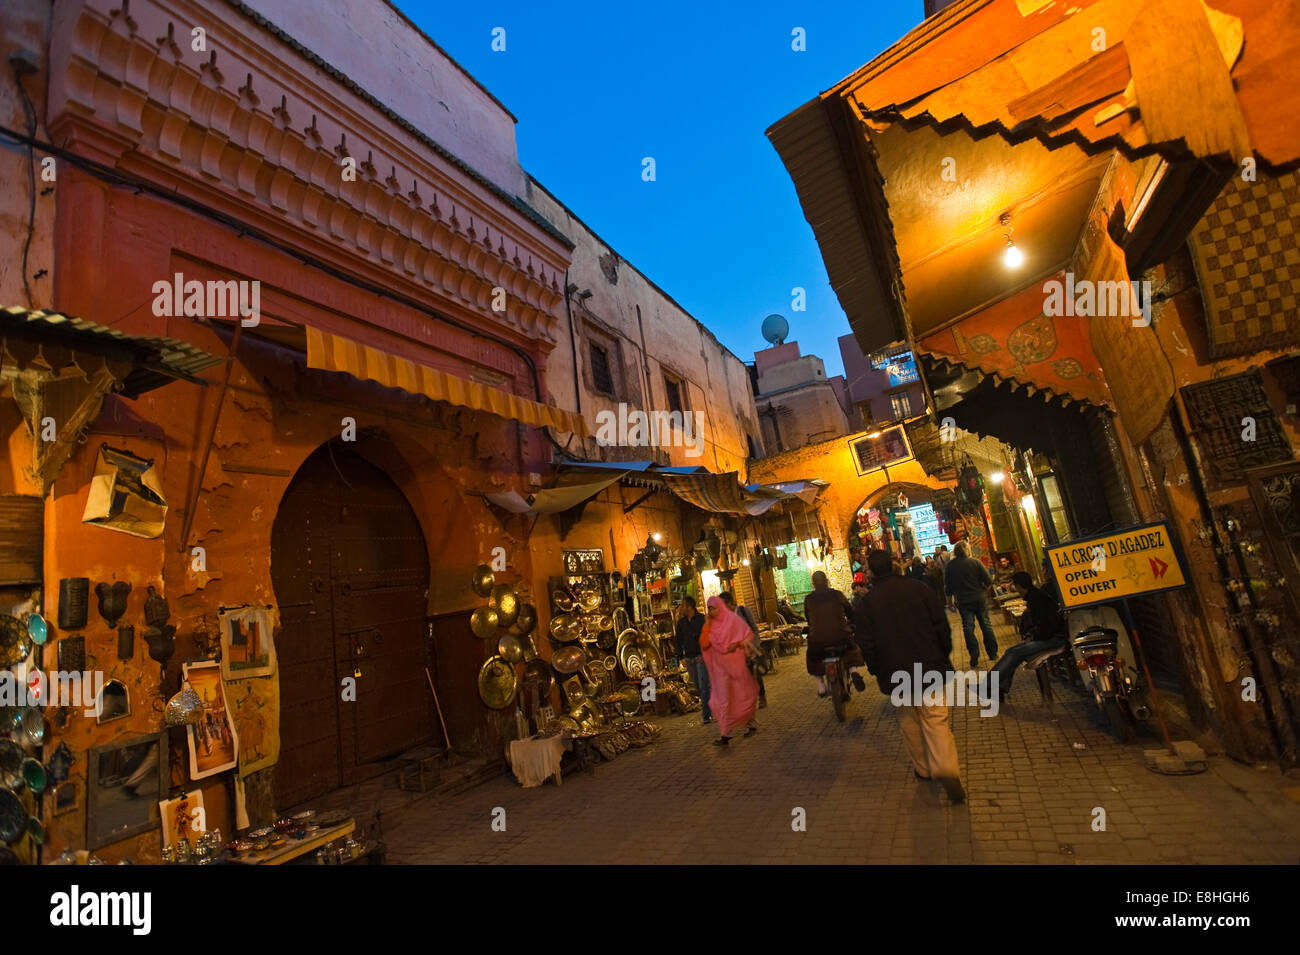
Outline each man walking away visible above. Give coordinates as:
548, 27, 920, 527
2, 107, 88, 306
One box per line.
945, 542, 999, 667
674, 597, 711, 724
721, 591, 766, 709
988, 572, 1067, 700
803, 571, 867, 696
858, 550, 965, 803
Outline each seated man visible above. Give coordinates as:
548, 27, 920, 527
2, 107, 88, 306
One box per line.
803, 571, 867, 696
988, 571, 1067, 700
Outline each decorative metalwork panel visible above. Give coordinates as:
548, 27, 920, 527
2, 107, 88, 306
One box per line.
1182, 371, 1293, 482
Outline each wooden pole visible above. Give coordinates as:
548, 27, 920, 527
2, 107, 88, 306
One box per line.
1123, 599, 1176, 754
424, 667, 453, 756
178, 322, 244, 553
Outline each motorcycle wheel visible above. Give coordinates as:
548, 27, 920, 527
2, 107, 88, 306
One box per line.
1101, 696, 1135, 743
830, 665, 847, 723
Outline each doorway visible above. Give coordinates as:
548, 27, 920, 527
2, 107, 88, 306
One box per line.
270, 443, 433, 808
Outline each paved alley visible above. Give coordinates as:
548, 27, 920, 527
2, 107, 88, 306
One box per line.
382, 618, 1300, 865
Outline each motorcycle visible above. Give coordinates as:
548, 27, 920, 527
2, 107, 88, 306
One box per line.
1070, 621, 1151, 742
821, 643, 855, 722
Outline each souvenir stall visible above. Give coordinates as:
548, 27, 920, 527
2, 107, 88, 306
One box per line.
470, 552, 691, 787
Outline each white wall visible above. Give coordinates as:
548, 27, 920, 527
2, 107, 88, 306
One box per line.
526, 178, 764, 475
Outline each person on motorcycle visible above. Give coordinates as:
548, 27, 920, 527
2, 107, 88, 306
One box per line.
986, 571, 1067, 701
803, 571, 867, 696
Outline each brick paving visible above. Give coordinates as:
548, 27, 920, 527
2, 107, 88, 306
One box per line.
381, 615, 1300, 864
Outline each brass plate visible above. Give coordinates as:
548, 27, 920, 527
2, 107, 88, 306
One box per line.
497, 633, 524, 663
472, 564, 495, 598
552, 645, 589, 674
477, 656, 518, 709
549, 614, 581, 644
490, 585, 519, 628
470, 606, 501, 640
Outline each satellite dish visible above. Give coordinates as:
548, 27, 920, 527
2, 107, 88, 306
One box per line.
761, 313, 789, 346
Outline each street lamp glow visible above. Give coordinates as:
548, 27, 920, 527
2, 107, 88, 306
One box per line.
652, 532, 662, 542
742, 558, 751, 566
990, 471, 1005, 483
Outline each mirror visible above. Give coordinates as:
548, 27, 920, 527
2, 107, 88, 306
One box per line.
95, 680, 130, 724
85, 732, 167, 850
53, 782, 78, 815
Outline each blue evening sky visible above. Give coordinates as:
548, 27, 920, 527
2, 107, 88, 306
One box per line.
395, 1, 922, 378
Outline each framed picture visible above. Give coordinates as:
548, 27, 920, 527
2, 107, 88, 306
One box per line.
181, 661, 239, 780
159, 789, 205, 849
85, 731, 168, 850
218, 605, 277, 680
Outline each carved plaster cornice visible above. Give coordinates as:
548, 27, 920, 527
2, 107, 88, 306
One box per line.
50, 0, 568, 348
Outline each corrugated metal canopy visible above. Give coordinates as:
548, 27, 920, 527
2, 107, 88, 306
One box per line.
1, 305, 223, 397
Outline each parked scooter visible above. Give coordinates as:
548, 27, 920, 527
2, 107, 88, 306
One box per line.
1066, 605, 1151, 741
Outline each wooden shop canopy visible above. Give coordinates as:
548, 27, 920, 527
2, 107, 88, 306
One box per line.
1, 305, 223, 489
305, 326, 588, 436
768, 0, 1300, 355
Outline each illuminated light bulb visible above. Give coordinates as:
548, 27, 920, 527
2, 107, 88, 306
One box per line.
990, 471, 1005, 483
742, 558, 751, 566
1003, 240, 1024, 268
652, 532, 662, 542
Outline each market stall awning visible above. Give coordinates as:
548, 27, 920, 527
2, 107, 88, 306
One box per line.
306, 326, 588, 436
558, 460, 821, 516
2, 306, 224, 490
914, 274, 1114, 411
2, 305, 223, 397
479, 471, 628, 515
768, 0, 1300, 353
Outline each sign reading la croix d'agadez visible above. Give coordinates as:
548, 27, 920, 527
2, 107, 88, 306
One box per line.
1046, 521, 1188, 609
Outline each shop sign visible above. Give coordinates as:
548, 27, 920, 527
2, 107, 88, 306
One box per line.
849, 426, 911, 476
885, 354, 919, 386
1046, 521, 1188, 609
562, 549, 605, 575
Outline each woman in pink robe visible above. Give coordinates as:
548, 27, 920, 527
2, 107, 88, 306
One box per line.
701, 596, 760, 745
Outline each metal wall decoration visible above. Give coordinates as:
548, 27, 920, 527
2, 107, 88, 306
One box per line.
117, 624, 134, 660
94, 581, 130, 628
1182, 371, 1293, 483
562, 549, 605, 575
56, 635, 85, 673
57, 578, 89, 630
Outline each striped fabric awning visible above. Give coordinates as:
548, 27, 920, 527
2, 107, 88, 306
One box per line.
306, 327, 588, 436
661, 472, 783, 516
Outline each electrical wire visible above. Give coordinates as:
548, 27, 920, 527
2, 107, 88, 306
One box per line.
10, 64, 38, 308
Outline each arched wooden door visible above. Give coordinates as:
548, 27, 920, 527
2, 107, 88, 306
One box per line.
271, 444, 433, 809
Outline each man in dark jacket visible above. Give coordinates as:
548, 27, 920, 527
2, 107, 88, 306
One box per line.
858, 549, 965, 803
674, 596, 711, 724
988, 572, 1067, 699
804, 571, 866, 696
944, 542, 999, 667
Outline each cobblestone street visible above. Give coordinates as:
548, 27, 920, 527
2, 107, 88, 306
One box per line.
384, 617, 1300, 865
